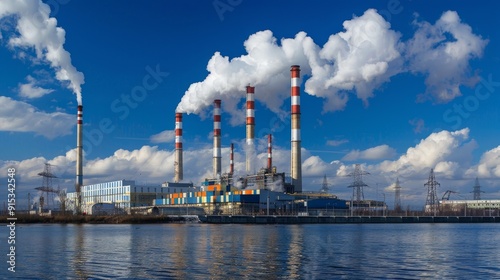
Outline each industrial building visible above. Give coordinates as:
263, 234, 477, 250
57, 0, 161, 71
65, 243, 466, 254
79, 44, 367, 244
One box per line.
155, 187, 291, 215
67, 180, 195, 214
440, 200, 500, 215
65, 176, 350, 216
348, 200, 388, 215
153, 179, 348, 216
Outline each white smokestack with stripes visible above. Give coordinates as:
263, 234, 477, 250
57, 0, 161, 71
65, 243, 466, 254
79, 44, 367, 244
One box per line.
76, 105, 83, 212
213, 99, 222, 178
290, 65, 302, 193
267, 134, 272, 170
230, 143, 234, 175
246, 85, 255, 174
174, 113, 183, 183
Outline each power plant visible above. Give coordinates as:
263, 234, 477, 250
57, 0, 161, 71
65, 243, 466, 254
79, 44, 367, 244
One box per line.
63, 64, 500, 219
66, 64, 349, 215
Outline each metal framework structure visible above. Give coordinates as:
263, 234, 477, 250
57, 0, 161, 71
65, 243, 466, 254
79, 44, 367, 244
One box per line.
442, 190, 458, 201
320, 175, 330, 194
394, 177, 402, 211
36, 163, 58, 210
347, 164, 369, 204
424, 168, 440, 215
472, 177, 483, 200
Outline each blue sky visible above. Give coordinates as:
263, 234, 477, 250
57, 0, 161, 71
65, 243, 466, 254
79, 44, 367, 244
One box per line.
1, 0, 500, 209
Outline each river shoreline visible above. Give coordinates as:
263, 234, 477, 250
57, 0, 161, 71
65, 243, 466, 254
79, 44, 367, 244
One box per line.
0, 214, 190, 224
2, 214, 500, 224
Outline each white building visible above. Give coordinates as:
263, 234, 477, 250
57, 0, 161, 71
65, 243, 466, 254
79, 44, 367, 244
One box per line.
440, 199, 500, 214
67, 180, 196, 214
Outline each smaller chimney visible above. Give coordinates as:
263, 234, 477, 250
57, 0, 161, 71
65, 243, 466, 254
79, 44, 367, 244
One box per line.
230, 143, 234, 175
174, 113, 183, 183
267, 134, 272, 170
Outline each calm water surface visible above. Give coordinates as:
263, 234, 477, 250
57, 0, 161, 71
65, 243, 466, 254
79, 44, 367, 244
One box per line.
2, 223, 500, 279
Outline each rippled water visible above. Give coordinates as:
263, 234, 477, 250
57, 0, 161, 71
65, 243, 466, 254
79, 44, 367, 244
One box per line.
3, 223, 500, 279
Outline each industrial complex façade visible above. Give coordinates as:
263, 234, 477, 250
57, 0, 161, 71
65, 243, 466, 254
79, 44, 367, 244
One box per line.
61, 65, 500, 217
65, 65, 356, 216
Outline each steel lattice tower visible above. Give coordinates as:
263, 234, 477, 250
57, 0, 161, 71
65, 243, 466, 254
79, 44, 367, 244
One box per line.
424, 169, 440, 215
347, 164, 369, 204
394, 177, 402, 212
320, 174, 330, 193
472, 177, 483, 200
36, 163, 58, 210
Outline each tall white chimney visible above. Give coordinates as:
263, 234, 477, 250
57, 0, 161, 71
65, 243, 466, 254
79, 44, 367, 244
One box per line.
290, 65, 302, 192
246, 85, 255, 174
76, 105, 83, 212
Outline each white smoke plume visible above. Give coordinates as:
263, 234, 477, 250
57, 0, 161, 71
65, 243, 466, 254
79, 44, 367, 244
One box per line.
0, 0, 84, 104
176, 9, 402, 117
177, 9, 486, 121
268, 176, 284, 192
233, 177, 245, 189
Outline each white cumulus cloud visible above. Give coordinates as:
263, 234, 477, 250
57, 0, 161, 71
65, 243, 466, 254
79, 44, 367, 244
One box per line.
18, 75, 54, 99
150, 130, 175, 144
326, 139, 349, 147
378, 128, 472, 178
0, 96, 73, 138
467, 146, 500, 178
343, 144, 397, 161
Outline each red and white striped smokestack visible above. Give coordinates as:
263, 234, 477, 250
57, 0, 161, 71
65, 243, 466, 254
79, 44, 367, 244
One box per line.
229, 143, 234, 175
267, 134, 272, 170
76, 105, 83, 212
291, 65, 302, 193
246, 85, 255, 174
213, 99, 222, 177
174, 113, 183, 183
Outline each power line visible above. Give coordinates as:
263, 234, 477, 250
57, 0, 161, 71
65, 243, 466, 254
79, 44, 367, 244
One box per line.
472, 177, 484, 200
36, 163, 58, 211
424, 168, 440, 215
347, 164, 369, 203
